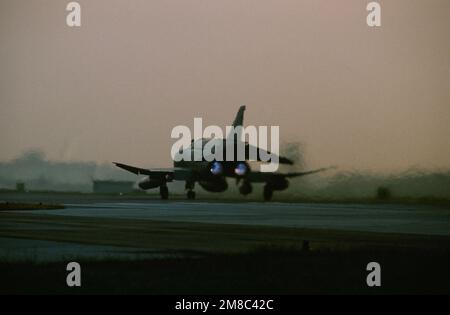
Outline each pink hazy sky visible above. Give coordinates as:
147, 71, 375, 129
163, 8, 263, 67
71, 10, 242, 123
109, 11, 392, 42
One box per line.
1, 0, 449, 171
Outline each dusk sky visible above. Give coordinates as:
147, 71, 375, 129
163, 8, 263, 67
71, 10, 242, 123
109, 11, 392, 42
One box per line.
1, 0, 449, 171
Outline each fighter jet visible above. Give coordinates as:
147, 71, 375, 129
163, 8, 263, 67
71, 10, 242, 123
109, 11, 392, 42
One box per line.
114, 106, 329, 201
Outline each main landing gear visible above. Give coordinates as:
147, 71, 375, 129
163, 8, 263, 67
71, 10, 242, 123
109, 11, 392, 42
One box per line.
159, 183, 196, 200
263, 184, 273, 201
185, 180, 196, 200
187, 190, 196, 200
160, 182, 273, 201
159, 185, 169, 200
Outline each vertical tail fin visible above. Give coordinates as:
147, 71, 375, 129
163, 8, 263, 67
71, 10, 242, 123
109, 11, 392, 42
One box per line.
227, 105, 246, 141
232, 105, 246, 128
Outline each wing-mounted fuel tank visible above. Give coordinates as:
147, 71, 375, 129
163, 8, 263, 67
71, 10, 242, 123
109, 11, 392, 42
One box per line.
138, 176, 162, 190
267, 176, 289, 191
138, 173, 174, 190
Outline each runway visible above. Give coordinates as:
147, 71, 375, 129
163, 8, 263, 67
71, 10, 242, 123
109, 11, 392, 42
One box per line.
22, 201, 450, 236
2, 199, 450, 262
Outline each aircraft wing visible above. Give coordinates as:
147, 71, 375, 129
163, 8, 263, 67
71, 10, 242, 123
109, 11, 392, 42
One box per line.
113, 162, 192, 180
245, 143, 294, 165
246, 167, 333, 182
280, 167, 333, 178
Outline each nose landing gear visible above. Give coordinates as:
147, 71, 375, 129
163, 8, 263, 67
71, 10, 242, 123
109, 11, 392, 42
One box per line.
239, 181, 253, 196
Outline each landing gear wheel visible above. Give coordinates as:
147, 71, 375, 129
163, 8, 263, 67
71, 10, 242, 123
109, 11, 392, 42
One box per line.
187, 190, 196, 200
263, 185, 273, 201
160, 185, 169, 200
239, 182, 252, 195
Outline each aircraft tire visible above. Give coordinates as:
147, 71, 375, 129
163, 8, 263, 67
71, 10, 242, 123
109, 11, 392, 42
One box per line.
160, 186, 169, 200
263, 185, 273, 201
239, 181, 252, 195
187, 190, 196, 200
